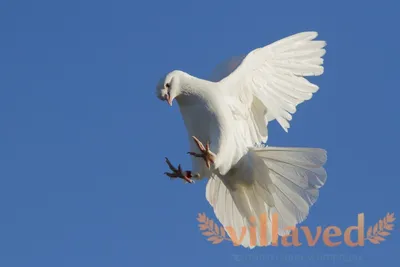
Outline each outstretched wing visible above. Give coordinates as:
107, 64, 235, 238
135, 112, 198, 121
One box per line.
216, 32, 326, 135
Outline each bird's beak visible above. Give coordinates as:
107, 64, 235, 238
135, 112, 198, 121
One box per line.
166, 94, 173, 106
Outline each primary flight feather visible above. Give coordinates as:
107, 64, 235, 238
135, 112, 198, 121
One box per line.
156, 31, 327, 248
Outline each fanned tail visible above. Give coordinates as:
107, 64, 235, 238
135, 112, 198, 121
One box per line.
206, 146, 327, 248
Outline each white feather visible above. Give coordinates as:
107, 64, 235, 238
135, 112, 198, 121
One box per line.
216, 31, 326, 132
206, 147, 327, 248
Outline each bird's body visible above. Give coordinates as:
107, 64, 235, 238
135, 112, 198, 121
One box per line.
156, 32, 328, 248
174, 74, 237, 178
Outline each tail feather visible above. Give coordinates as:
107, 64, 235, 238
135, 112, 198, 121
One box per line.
206, 146, 327, 248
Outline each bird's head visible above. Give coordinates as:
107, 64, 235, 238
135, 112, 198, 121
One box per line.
156, 70, 182, 106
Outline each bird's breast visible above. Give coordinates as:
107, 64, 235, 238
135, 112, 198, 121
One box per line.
177, 92, 237, 175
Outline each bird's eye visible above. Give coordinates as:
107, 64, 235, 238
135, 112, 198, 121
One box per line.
166, 83, 170, 88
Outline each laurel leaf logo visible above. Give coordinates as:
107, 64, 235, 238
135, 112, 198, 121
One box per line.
366, 212, 395, 244
197, 213, 231, 244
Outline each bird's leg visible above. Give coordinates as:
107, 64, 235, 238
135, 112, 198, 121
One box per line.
164, 157, 199, 184
187, 136, 216, 169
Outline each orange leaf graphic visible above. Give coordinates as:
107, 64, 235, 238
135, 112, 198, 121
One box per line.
385, 224, 394, 230
207, 236, 219, 242
220, 226, 226, 238
369, 238, 380, 245
208, 220, 214, 229
212, 238, 223, 245
197, 213, 231, 245
197, 213, 206, 223
367, 226, 372, 237
366, 213, 395, 245
202, 231, 214, 237
199, 224, 208, 230
214, 224, 219, 235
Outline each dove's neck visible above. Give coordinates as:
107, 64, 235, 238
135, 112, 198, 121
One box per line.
175, 72, 217, 106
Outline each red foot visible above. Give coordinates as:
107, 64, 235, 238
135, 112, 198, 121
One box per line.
187, 136, 215, 169
164, 157, 197, 184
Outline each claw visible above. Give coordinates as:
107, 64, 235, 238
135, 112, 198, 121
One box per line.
165, 157, 178, 172
163, 157, 196, 184
192, 136, 206, 151
188, 136, 216, 169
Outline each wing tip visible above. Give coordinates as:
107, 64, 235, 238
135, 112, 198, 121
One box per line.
297, 31, 319, 40
283, 125, 289, 133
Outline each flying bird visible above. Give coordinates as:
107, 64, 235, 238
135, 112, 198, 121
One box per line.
156, 32, 327, 248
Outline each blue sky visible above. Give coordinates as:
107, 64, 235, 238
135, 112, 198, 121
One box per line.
0, 0, 399, 266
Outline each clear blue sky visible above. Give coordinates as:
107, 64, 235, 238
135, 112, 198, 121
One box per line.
0, 0, 399, 266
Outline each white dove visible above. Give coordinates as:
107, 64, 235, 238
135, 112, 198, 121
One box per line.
156, 32, 327, 248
